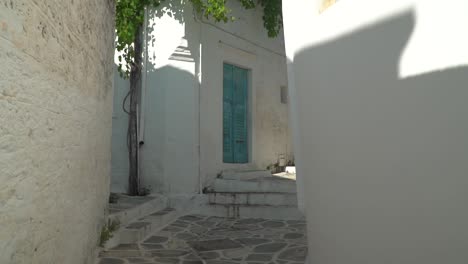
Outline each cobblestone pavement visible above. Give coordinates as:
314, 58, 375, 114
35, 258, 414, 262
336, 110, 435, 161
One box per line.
98, 215, 307, 264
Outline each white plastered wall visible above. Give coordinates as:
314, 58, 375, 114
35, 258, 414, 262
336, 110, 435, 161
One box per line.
283, 0, 468, 263
197, 2, 292, 189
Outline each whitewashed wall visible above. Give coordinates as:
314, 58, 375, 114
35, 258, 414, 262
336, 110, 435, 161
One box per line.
283, 0, 468, 263
111, 1, 292, 194
0, 0, 115, 263
110, 73, 129, 193
199, 2, 291, 188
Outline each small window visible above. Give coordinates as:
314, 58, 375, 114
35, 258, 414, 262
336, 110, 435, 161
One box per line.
280, 86, 288, 104
319, 0, 337, 13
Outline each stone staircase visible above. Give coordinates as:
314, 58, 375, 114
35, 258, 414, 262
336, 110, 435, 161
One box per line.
98, 178, 304, 263
201, 170, 303, 219
104, 194, 180, 249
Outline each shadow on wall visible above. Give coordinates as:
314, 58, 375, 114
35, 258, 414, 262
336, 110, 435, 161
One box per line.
293, 11, 468, 264
139, 64, 199, 194
112, 63, 198, 193
140, 0, 202, 194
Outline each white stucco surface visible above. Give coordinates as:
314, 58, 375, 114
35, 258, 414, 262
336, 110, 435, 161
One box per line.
111, 1, 292, 195
0, 1, 115, 263
283, 0, 468, 263
111, 73, 130, 193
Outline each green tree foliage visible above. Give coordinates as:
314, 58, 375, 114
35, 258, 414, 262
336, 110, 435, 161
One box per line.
115, 0, 282, 78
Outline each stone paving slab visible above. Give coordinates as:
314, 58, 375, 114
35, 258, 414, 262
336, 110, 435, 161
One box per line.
98, 215, 307, 264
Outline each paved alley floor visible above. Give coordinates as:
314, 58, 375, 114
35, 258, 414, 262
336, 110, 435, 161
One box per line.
98, 215, 308, 264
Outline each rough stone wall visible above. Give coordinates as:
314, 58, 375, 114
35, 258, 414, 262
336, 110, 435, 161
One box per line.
0, 1, 115, 263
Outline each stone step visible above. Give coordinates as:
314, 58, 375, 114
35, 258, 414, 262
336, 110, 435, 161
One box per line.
98, 243, 145, 259
221, 169, 273, 180
212, 177, 297, 193
108, 194, 168, 228
207, 192, 298, 206
197, 203, 304, 220
104, 207, 178, 249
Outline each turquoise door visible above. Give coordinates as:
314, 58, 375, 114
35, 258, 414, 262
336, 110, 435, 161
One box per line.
223, 63, 248, 163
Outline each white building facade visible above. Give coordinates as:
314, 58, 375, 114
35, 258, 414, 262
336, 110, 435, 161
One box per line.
284, 0, 468, 263
111, 1, 293, 195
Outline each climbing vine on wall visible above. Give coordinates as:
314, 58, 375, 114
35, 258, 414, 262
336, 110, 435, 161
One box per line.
115, 0, 282, 195
258, 0, 283, 37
